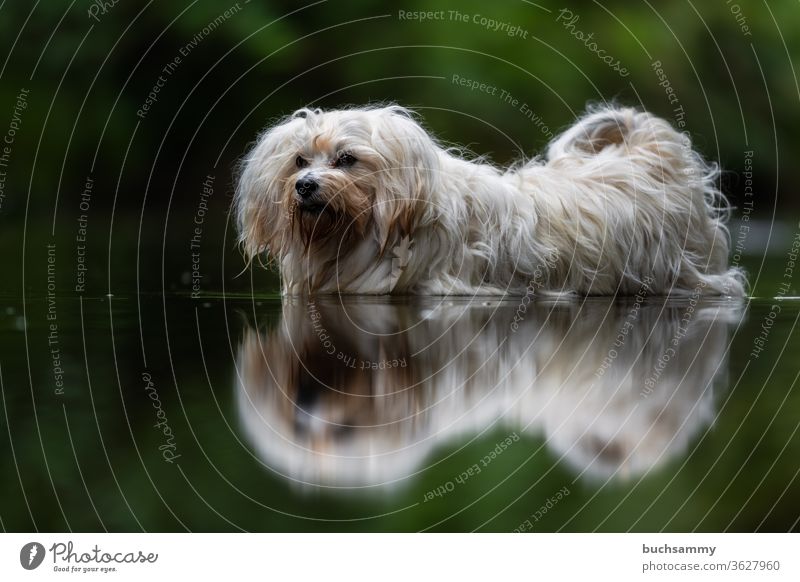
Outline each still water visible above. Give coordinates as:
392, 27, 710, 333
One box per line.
1, 294, 798, 531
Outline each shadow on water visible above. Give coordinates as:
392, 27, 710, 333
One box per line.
235, 296, 744, 493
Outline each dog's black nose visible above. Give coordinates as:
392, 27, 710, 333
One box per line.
295, 177, 318, 198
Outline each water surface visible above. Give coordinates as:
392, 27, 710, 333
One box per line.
1, 294, 798, 531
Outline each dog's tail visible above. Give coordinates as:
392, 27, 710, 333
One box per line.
546, 105, 688, 160
544, 105, 747, 296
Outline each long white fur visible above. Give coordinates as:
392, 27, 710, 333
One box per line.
235, 298, 742, 489
235, 104, 746, 296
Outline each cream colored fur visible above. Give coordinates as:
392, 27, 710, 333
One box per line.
235, 298, 741, 489
235, 105, 746, 296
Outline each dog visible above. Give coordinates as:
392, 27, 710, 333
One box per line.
235, 104, 746, 296
235, 297, 742, 490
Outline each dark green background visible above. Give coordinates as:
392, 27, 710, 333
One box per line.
0, 0, 797, 297
0, 0, 797, 532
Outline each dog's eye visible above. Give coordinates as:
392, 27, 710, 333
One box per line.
333, 152, 356, 168
295, 155, 308, 168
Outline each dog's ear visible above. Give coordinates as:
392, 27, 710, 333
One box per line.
234, 119, 300, 261
369, 110, 436, 253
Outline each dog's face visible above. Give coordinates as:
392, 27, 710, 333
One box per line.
235, 106, 437, 262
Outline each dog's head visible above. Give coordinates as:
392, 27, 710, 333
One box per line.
234, 105, 437, 263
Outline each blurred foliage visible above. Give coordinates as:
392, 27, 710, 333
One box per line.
0, 2, 798, 531
0, 0, 796, 296
0, 0, 796, 213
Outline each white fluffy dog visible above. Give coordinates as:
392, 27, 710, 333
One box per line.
235, 104, 746, 296
235, 298, 742, 489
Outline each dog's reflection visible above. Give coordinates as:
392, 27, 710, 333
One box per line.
235, 297, 742, 490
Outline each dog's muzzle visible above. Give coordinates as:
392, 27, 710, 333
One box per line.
295, 176, 326, 214
295, 177, 318, 199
